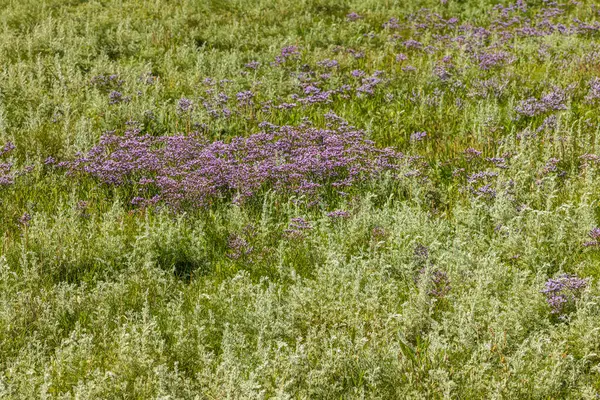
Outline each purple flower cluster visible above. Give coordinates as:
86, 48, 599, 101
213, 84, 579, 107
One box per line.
295, 86, 335, 105
0, 142, 16, 186
317, 59, 339, 69
326, 210, 350, 219
473, 184, 497, 199
236, 91, 255, 106
515, 87, 569, 117
410, 131, 427, 142
0, 142, 15, 156
227, 234, 254, 260
469, 78, 509, 99
90, 74, 123, 91
395, 53, 408, 63
418, 266, 451, 299
477, 51, 513, 70
583, 228, 600, 247
467, 171, 498, 183
19, 212, 31, 226
403, 39, 423, 50
413, 243, 429, 265
356, 72, 385, 95
429, 269, 451, 298
346, 12, 362, 22
541, 157, 560, 174
542, 274, 587, 317
274, 45, 300, 65
284, 217, 313, 239
68, 123, 403, 208
464, 147, 482, 160
486, 157, 507, 169
585, 78, 600, 103
108, 91, 131, 104
383, 17, 401, 30
244, 61, 260, 70
177, 97, 194, 113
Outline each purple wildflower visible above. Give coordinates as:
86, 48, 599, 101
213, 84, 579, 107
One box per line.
542, 274, 588, 318
515, 87, 569, 117
477, 51, 513, 70
245, 61, 260, 69
326, 210, 350, 219
418, 267, 451, 299
474, 184, 497, 199
486, 157, 507, 168
177, 97, 193, 113
317, 59, 339, 69
464, 147, 483, 160
68, 124, 404, 209
584, 228, 600, 247
541, 157, 560, 174
356, 73, 384, 96
395, 53, 408, 62
0, 142, 15, 157
236, 91, 255, 106
410, 131, 427, 142
383, 17, 400, 30
227, 234, 253, 260
108, 91, 126, 104
585, 78, 600, 103
467, 171, 498, 183
274, 45, 300, 65
284, 217, 313, 239
403, 39, 423, 49
19, 212, 31, 226
346, 12, 362, 22
414, 243, 429, 261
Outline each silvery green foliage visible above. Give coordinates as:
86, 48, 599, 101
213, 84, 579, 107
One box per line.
0, 198, 597, 398
2, 0, 600, 398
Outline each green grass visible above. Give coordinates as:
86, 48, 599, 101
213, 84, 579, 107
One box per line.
2, 0, 600, 398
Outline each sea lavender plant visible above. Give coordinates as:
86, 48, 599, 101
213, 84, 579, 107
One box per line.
410, 131, 427, 142
346, 12, 362, 22
477, 51, 513, 70
414, 243, 429, 263
583, 228, 600, 247
0, 142, 15, 156
417, 266, 451, 299
227, 234, 254, 260
68, 122, 404, 208
245, 61, 260, 69
585, 78, 600, 103
515, 87, 568, 117
326, 210, 350, 219
395, 53, 408, 62
284, 217, 313, 239
542, 274, 588, 318
18, 212, 31, 226
429, 269, 451, 298
383, 17, 401, 30
274, 45, 300, 65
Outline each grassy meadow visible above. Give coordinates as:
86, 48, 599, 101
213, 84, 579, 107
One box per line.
2, 0, 600, 397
